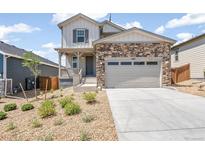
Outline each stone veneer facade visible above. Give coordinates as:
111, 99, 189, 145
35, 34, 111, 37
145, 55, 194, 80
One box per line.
95, 42, 172, 88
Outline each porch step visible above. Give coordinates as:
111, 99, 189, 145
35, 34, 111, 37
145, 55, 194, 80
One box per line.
59, 78, 73, 89
82, 77, 97, 84
73, 83, 97, 92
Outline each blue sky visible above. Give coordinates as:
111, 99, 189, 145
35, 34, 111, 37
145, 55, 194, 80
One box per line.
0, 13, 205, 63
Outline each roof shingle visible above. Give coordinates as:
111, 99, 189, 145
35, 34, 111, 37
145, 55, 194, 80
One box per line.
0, 41, 58, 67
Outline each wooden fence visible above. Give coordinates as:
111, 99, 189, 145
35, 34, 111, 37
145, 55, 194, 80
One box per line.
171, 64, 190, 84
39, 76, 59, 91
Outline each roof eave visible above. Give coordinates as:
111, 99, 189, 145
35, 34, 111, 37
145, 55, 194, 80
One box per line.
172, 33, 205, 49
100, 20, 126, 31
93, 27, 176, 45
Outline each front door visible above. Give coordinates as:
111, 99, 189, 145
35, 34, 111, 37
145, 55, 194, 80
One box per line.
86, 56, 94, 76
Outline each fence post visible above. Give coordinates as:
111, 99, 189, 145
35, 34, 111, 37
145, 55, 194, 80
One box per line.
19, 83, 28, 102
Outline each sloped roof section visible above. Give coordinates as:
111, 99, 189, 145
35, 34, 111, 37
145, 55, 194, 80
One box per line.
100, 20, 126, 31
93, 27, 176, 45
0, 41, 58, 68
172, 33, 205, 49
58, 13, 99, 28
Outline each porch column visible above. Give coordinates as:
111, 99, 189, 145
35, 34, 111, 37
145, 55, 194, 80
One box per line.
77, 51, 80, 71
65, 53, 69, 68
58, 52, 62, 78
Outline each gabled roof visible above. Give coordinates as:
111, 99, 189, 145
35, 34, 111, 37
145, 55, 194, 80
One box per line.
58, 13, 99, 28
93, 27, 176, 45
172, 33, 205, 49
0, 41, 58, 68
100, 20, 126, 31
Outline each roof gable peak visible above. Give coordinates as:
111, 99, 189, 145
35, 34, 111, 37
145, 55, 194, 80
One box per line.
58, 13, 99, 28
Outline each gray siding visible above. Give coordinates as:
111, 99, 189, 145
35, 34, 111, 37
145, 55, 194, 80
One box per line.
7, 57, 58, 90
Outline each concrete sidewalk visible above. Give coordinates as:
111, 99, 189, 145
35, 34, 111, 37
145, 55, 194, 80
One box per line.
106, 88, 205, 141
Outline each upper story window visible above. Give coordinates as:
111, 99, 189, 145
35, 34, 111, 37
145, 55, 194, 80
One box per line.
77, 29, 85, 42
175, 49, 179, 61
73, 28, 89, 43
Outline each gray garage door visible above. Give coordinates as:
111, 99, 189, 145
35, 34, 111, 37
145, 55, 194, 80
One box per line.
105, 57, 161, 88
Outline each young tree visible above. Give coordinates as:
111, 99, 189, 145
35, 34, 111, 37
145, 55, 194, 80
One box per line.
22, 52, 41, 99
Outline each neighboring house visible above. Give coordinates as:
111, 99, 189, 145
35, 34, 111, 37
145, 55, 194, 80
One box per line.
171, 33, 205, 79
55, 13, 176, 88
0, 41, 58, 93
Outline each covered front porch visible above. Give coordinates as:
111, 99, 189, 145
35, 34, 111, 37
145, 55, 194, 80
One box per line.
55, 48, 96, 87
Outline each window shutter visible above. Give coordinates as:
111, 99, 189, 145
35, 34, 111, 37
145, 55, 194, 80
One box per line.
73, 29, 76, 43
85, 29, 89, 43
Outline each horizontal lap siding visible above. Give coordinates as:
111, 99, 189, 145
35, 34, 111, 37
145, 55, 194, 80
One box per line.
7, 57, 58, 90
171, 40, 205, 78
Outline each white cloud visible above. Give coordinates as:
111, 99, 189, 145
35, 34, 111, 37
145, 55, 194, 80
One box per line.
202, 29, 205, 33
154, 25, 165, 34
0, 23, 40, 40
52, 13, 108, 24
166, 14, 205, 28
42, 42, 60, 49
176, 32, 193, 43
123, 21, 143, 29
155, 14, 205, 35
32, 42, 61, 63
33, 50, 48, 57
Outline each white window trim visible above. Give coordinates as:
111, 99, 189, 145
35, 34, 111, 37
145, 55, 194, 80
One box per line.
76, 28, 85, 43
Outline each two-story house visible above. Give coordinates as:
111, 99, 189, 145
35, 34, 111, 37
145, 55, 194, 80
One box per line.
55, 13, 176, 89
171, 33, 205, 79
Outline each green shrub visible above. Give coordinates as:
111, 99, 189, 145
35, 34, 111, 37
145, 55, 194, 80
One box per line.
6, 122, 16, 131
32, 118, 42, 128
38, 100, 56, 118
64, 103, 81, 116
82, 113, 94, 123
59, 96, 74, 108
83, 92, 96, 103
44, 133, 54, 141
4, 103, 17, 112
53, 118, 64, 126
38, 133, 53, 141
80, 131, 90, 141
21, 103, 34, 111
0, 111, 7, 120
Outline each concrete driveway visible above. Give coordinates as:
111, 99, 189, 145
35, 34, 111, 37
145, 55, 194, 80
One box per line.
106, 88, 205, 141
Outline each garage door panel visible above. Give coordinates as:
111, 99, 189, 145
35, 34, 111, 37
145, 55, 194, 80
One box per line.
115, 82, 160, 88
106, 78, 160, 88
105, 58, 161, 88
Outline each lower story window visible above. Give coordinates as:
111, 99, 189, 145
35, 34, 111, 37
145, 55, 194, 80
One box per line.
108, 62, 119, 65
134, 61, 145, 65
121, 61, 132, 65
147, 61, 158, 65
72, 56, 78, 68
